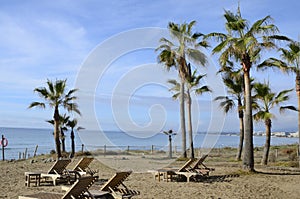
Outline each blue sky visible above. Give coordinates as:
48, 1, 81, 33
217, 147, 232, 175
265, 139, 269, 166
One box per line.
0, 0, 299, 134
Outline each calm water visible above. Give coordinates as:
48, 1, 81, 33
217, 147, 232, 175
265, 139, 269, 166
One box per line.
0, 127, 298, 160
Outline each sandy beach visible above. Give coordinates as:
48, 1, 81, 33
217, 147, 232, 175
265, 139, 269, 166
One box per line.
2, 149, 300, 199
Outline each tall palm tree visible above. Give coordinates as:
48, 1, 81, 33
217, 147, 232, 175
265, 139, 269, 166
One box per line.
215, 72, 244, 161
258, 40, 300, 165
253, 82, 293, 165
157, 20, 208, 157
206, 6, 288, 170
168, 69, 211, 158
186, 69, 211, 158
29, 79, 81, 159
67, 119, 84, 158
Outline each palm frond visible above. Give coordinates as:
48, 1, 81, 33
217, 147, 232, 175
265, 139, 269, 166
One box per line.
28, 102, 46, 109
194, 86, 211, 95
186, 48, 207, 66
279, 105, 298, 113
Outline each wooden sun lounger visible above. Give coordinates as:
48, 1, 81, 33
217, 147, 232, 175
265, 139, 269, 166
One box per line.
89, 171, 140, 199
175, 155, 215, 182
190, 154, 215, 176
40, 159, 71, 186
69, 157, 97, 177
150, 158, 198, 182
19, 176, 100, 199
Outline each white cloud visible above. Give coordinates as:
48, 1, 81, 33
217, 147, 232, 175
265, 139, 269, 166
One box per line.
0, 0, 299, 133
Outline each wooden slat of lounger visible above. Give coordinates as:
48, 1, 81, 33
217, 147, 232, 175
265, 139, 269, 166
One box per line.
177, 158, 197, 172
18, 193, 62, 199
19, 176, 97, 199
100, 171, 132, 192
48, 159, 71, 174
63, 176, 97, 198
73, 157, 94, 171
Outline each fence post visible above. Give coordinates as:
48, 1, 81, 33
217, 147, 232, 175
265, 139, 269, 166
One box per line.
24, 148, 28, 159
104, 145, 106, 156
33, 145, 38, 157
127, 146, 130, 153
81, 144, 84, 153
151, 145, 154, 154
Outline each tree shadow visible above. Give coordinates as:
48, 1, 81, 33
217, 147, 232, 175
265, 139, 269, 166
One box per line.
254, 170, 300, 176
187, 173, 240, 183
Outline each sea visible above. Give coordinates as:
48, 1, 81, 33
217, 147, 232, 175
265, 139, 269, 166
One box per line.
0, 127, 299, 160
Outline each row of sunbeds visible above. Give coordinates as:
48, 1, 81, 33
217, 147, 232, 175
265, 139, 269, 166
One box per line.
151, 154, 215, 182
19, 157, 140, 199
20, 155, 214, 198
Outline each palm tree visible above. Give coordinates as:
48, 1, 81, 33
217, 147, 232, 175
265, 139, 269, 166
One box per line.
46, 113, 70, 153
258, 40, 300, 165
29, 79, 81, 159
157, 20, 208, 157
205, 6, 288, 170
67, 119, 84, 158
163, 130, 177, 159
168, 69, 211, 158
253, 82, 293, 165
186, 69, 211, 158
215, 71, 244, 161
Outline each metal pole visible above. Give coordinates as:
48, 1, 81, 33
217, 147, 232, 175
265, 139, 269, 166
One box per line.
2, 135, 4, 161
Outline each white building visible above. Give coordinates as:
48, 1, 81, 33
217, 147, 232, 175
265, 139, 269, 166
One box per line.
289, 132, 299, 138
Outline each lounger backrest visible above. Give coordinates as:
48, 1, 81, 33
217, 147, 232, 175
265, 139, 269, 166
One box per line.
62, 176, 97, 199
101, 171, 132, 192
73, 157, 94, 171
178, 158, 197, 172
191, 154, 208, 170
48, 159, 71, 174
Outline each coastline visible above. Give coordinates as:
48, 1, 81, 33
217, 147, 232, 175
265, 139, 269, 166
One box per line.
1, 127, 298, 161
2, 145, 300, 198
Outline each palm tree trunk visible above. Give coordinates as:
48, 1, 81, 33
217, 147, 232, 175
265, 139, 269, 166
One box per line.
70, 129, 75, 158
180, 80, 187, 158
54, 107, 62, 159
242, 69, 254, 171
296, 72, 300, 167
60, 128, 66, 153
262, 119, 272, 165
236, 102, 244, 161
187, 89, 194, 158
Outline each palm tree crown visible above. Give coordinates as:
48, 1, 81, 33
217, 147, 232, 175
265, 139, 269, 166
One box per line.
29, 79, 80, 159
253, 82, 293, 165
205, 5, 288, 171
157, 20, 208, 158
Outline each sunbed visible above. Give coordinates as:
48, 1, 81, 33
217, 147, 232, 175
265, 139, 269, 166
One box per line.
175, 155, 215, 181
88, 171, 140, 199
19, 176, 101, 199
150, 158, 197, 182
40, 159, 71, 185
189, 154, 215, 176
70, 157, 97, 177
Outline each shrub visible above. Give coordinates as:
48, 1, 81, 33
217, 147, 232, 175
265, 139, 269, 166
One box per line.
50, 150, 56, 155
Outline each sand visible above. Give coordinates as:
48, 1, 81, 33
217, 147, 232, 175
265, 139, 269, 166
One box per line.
2, 153, 300, 199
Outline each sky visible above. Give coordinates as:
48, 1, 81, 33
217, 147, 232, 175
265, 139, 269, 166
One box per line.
0, 0, 299, 134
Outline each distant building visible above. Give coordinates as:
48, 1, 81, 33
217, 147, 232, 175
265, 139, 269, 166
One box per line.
272, 132, 288, 137
289, 132, 299, 138
253, 131, 264, 136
